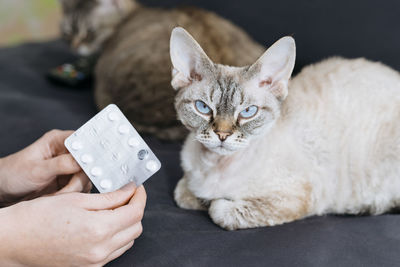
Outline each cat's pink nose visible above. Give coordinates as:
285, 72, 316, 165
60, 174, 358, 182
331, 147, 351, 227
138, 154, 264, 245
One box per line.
215, 131, 232, 142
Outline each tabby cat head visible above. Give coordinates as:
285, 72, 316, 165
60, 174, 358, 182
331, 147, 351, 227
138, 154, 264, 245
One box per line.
170, 27, 295, 155
59, 0, 137, 55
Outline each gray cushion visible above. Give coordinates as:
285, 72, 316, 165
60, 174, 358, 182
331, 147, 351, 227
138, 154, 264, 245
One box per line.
1, 0, 400, 264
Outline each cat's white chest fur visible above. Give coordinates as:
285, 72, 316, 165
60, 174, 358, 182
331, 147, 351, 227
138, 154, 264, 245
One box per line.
181, 136, 252, 200
178, 58, 400, 229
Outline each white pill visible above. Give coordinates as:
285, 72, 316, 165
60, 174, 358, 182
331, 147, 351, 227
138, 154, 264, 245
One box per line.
91, 167, 102, 177
81, 154, 93, 164
108, 112, 120, 121
118, 124, 130, 134
128, 137, 140, 147
71, 141, 83, 150
100, 179, 112, 189
146, 160, 159, 172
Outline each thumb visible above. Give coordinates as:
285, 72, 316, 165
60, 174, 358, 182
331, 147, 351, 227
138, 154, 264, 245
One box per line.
79, 182, 137, 211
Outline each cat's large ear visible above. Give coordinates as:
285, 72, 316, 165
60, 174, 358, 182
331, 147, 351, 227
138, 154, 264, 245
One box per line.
170, 27, 214, 90
248, 36, 296, 101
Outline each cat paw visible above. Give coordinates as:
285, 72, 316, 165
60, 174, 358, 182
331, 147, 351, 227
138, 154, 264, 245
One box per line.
209, 198, 244, 230
174, 178, 206, 210
209, 198, 272, 230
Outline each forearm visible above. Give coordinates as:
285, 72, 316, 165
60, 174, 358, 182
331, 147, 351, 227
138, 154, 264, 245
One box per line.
0, 206, 20, 266
0, 157, 7, 204
0, 156, 23, 207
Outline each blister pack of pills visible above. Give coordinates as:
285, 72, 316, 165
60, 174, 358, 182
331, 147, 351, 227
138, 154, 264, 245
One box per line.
65, 104, 161, 193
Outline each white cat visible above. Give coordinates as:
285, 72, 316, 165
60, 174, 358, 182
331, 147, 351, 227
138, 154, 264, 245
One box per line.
170, 27, 400, 230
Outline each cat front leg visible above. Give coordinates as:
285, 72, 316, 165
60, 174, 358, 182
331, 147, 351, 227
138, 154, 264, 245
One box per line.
174, 177, 207, 210
208, 186, 312, 230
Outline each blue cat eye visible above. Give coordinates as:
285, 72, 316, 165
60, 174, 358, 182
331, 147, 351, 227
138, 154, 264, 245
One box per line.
239, 105, 258, 118
195, 100, 212, 115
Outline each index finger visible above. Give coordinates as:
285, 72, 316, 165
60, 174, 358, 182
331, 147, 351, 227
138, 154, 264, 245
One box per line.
40, 129, 74, 157
100, 185, 147, 234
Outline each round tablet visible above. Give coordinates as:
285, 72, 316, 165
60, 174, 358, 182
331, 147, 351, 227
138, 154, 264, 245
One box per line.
137, 149, 149, 160
128, 137, 140, 147
118, 124, 130, 134
81, 154, 93, 164
91, 167, 102, 177
100, 179, 112, 190
108, 112, 120, 121
146, 160, 159, 172
71, 141, 83, 151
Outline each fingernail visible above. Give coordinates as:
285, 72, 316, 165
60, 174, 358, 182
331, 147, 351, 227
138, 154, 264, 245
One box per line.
120, 182, 136, 192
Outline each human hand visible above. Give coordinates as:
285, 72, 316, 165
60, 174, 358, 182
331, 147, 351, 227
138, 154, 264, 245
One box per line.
0, 130, 91, 204
0, 183, 146, 267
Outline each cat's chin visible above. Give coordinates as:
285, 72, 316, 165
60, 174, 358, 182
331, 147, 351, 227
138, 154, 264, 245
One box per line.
201, 143, 240, 156
211, 147, 237, 155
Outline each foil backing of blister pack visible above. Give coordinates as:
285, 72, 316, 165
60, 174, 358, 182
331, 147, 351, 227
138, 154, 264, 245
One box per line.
65, 104, 161, 193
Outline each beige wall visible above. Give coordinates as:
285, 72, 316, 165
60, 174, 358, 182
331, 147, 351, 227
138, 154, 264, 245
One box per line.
0, 0, 62, 47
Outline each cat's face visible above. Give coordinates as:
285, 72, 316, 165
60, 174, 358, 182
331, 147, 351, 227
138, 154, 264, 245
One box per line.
170, 27, 295, 155
59, 0, 136, 55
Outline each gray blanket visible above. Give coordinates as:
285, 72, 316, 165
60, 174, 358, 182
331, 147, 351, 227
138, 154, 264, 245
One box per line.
2, 0, 400, 263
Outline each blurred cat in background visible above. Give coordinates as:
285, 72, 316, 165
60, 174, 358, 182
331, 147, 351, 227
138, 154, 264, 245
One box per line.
59, 0, 264, 140
171, 27, 400, 230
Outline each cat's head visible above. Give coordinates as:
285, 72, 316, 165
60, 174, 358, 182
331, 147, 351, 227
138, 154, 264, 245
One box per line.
59, 0, 137, 55
170, 27, 295, 155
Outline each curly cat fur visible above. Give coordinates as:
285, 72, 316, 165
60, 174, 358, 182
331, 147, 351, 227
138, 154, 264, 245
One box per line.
171, 28, 400, 230
94, 6, 264, 140
60, 0, 264, 140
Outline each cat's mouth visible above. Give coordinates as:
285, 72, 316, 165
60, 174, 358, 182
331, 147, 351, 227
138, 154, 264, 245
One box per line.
205, 142, 239, 155
212, 146, 235, 155
196, 134, 247, 155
